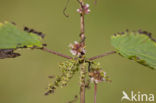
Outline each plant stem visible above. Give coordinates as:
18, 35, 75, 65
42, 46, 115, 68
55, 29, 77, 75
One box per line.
41, 47, 72, 59
80, 3, 85, 45
80, 63, 86, 103
94, 83, 97, 103
78, 0, 86, 103
88, 51, 116, 61
63, 0, 70, 17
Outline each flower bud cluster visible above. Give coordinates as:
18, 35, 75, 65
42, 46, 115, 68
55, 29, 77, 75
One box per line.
77, 3, 90, 14
88, 62, 111, 84
69, 41, 85, 57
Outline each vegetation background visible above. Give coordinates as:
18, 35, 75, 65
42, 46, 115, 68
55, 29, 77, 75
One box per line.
0, 0, 156, 103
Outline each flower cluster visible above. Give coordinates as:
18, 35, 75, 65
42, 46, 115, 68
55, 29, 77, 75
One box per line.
69, 41, 85, 56
89, 69, 110, 84
77, 3, 90, 14
45, 60, 79, 95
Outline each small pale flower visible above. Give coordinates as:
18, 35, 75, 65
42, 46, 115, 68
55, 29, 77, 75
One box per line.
74, 41, 79, 44
70, 50, 77, 56
85, 4, 90, 8
69, 41, 85, 56
77, 9, 81, 13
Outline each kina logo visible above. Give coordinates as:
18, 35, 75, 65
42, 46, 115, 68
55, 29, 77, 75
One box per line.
121, 91, 155, 102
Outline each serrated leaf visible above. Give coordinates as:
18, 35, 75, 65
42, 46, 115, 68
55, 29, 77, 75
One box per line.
111, 30, 156, 69
0, 21, 45, 59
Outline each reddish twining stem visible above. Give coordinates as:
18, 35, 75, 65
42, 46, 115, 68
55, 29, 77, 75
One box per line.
63, 0, 70, 17
41, 47, 72, 59
88, 51, 116, 61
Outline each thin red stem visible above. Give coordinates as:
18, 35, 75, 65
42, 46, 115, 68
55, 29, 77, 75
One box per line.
41, 47, 72, 59
79, 1, 86, 103
88, 51, 116, 61
94, 83, 97, 103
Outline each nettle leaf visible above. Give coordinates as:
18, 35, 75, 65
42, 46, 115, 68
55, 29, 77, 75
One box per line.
0, 21, 45, 59
111, 30, 156, 69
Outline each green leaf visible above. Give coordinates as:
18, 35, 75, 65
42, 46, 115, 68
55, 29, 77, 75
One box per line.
0, 21, 45, 59
111, 30, 156, 69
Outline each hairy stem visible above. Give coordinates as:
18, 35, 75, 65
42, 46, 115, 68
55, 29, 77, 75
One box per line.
88, 51, 116, 61
41, 47, 72, 59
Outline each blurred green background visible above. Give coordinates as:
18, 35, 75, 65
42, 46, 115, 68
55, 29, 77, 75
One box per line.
0, 0, 156, 103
